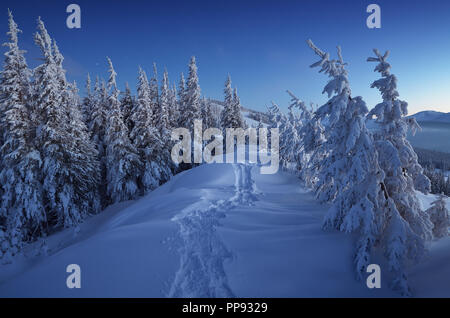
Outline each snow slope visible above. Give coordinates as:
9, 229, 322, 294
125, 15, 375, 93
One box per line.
0, 162, 449, 297
409, 111, 450, 123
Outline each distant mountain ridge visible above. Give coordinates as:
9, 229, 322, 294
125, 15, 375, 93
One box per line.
409, 110, 450, 123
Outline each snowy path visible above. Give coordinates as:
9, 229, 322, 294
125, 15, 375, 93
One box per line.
168, 164, 257, 297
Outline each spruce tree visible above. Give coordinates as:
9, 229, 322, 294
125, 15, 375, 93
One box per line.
427, 194, 449, 239
285, 90, 323, 177
168, 83, 180, 128
89, 77, 108, 205
232, 87, 246, 128
180, 56, 201, 129
221, 75, 234, 129
67, 81, 101, 216
0, 10, 44, 261
201, 97, 215, 130
131, 67, 171, 193
120, 82, 135, 134
149, 62, 159, 124
158, 69, 170, 134
278, 92, 302, 171
177, 72, 186, 127
104, 57, 141, 203
306, 40, 353, 203
33, 17, 82, 228
52, 37, 100, 219
366, 48, 434, 294
307, 41, 424, 295
81, 73, 94, 127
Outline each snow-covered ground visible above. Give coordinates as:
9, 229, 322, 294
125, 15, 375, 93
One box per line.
0, 161, 449, 297
409, 110, 450, 123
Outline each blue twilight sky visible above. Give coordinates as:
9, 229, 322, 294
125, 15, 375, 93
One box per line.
0, 0, 449, 115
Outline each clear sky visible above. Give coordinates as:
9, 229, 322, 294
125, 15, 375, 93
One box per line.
1, 0, 450, 115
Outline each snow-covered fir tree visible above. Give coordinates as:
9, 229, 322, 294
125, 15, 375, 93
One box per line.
0, 10, 45, 261
306, 40, 353, 203
89, 77, 109, 205
157, 69, 170, 134
278, 91, 303, 171
131, 67, 156, 191
285, 91, 312, 172
120, 82, 135, 134
66, 81, 101, 216
179, 57, 201, 129
367, 49, 434, 293
201, 97, 215, 130
52, 38, 100, 219
427, 194, 449, 239
131, 67, 172, 193
104, 57, 141, 203
177, 72, 186, 127
168, 83, 180, 128
81, 73, 94, 127
368, 50, 433, 288
149, 62, 159, 124
320, 94, 389, 282
232, 87, 246, 128
221, 75, 237, 129
156, 69, 175, 174
91, 77, 109, 148
267, 101, 285, 131
33, 17, 86, 228
299, 113, 325, 188
307, 40, 427, 295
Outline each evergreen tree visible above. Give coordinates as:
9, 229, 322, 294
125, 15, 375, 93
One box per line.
120, 82, 135, 134
285, 90, 324, 179
201, 97, 215, 130
367, 48, 433, 294
104, 57, 141, 203
180, 56, 201, 129
67, 81, 101, 216
232, 87, 246, 128
177, 72, 186, 127
267, 101, 284, 129
306, 40, 352, 203
131, 67, 171, 193
278, 91, 304, 171
0, 10, 44, 261
158, 69, 170, 134
149, 62, 159, 124
427, 194, 449, 239
53, 38, 100, 219
89, 77, 108, 205
33, 17, 83, 228
168, 83, 179, 128
81, 73, 94, 127
221, 75, 235, 129
307, 40, 426, 295
367, 50, 433, 240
